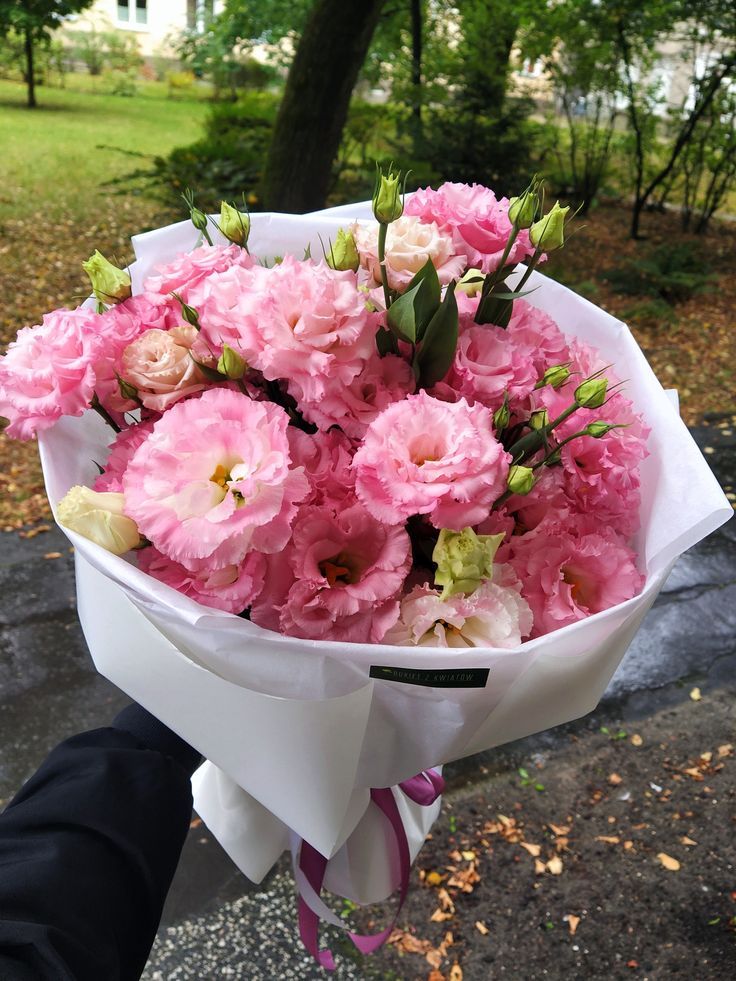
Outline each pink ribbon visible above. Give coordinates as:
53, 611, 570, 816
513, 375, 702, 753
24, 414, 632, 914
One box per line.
296, 768, 445, 971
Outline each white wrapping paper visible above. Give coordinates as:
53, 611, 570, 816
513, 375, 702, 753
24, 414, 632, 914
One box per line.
37, 203, 732, 905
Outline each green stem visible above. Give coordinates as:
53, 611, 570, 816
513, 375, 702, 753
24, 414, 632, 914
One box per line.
378, 222, 392, 310
90, 394, 121, 434
513, 246, 544, 294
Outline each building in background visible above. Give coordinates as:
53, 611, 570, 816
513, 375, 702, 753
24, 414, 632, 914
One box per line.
64, 0, 224, 60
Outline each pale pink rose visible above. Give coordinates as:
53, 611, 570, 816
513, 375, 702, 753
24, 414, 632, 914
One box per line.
507, 527, 644, 637
94, 421, 155, 493
0, 308, 102, 440
405, 183, 537, 274
286, 428, 357, 507
119, 325, 207, 412
201, 257, 379, 401
143, 243, 254, 309
250, 501, 411, 642
383, 574, 532, 648
353, 391, 510, 529
93, 293, 180, 415
353, 216, 466, 291
123, 388, 309, 568
293, 353, 415, 438
138, 547, 266, 615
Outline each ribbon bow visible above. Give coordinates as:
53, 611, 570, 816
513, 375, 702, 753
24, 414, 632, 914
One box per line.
296, 768, 445, 970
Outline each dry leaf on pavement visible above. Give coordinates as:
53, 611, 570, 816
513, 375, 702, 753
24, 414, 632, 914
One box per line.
657, 852, 681, 871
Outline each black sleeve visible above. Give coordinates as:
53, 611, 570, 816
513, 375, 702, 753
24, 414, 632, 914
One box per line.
0, 704, 202, 981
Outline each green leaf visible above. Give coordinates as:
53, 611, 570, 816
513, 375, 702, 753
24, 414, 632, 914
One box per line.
375, 326, 399, 356
387, 281, 422, 343
518, 767, 530, 779
415, 281, 458, 388
406, 258, 441, 340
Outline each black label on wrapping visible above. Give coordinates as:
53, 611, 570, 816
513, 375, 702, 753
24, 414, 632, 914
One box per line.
369, 665, 490, 688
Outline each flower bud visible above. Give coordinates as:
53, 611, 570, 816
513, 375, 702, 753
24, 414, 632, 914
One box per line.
190, 205, 209, 234
82, 251, 131, 305
217, 343, 247, 380
508, 190, 537, 229
507, 464, 536, 496
457, 268, 485, 297
585, 420, 616, 438
326, 228, 359, 272
535, 363, 570, 390
57, 486, 140, 555
171, 292, 200, 330
219, 201, 250, 246
493, 398, 510, 431
433, 527, 505, 599
117, 375, 139, 403
372, 168, 403, 224
574, 377, 608, 408
529, 201, 570, 251
529, 409, 549, 431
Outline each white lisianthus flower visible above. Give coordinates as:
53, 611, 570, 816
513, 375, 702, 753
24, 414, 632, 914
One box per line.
353, 215, 466, 291
57, 486, 140, 555
384, 572, 532, 648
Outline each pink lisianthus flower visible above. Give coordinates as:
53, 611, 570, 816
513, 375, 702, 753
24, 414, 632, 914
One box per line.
119, 325, 207, 412
143, 243, 254, 309
250, 501, 411, 643
383, 574, 533, 648
138, 547, 266, 615
535, 378, 649, 538
0, 307, 102, 440
446, 320, 538, 412
122, 388, 309, 568
287, 428, 357, 508
353, 391, 510, 530
293, 353, 415, 438
506, 300, 570, 375
352, 216, 466, 291
405, 182, 537, 274
205, 257, 379, 401
94, 421, 155, 493
507, 527, 644, 638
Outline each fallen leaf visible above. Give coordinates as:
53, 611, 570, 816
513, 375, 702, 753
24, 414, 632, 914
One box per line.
427, 971, 445, 981
627, 959, 639, 969
437, 888, 455, 913
566, 914, 581, 935
43, 551, 62, 559
630, 734, 643, 747
548, 822, 571, 836
426, 871, 444, 887
690, 687, 702, 701
449, 965, 463, 981
189, 817, 202, 829
520, 842, 542, 857
608, 772, 623, 785
595, 835, 621, 844
475, 921, 489, 936
546, 855, 563, 875
700, 751, 713, 763
680, 836, 697, 846
657, 852, 681, 871
624, 840, 634, 850
426, 951, 442, 969
461, 850, 476, 861
683, 767, 705, 781
431, 908, 454, 923
718, 744, 733, 757
534, 858, 546, 875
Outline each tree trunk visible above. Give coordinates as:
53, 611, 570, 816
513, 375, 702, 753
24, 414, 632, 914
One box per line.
460, 0, 518, 117
410, 0, 423, 154
24, 26, 36, 109
261, 0, 387, 213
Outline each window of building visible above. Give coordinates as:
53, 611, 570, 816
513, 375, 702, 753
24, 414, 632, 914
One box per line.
118, 0, 147, 27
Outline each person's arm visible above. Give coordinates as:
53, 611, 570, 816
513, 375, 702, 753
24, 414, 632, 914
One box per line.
0, 704, 202, 981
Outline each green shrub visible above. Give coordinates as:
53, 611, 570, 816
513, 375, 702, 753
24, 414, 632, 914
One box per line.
604, 241, 716, 305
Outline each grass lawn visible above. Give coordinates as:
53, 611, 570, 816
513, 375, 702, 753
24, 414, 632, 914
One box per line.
0, 78, 208, 223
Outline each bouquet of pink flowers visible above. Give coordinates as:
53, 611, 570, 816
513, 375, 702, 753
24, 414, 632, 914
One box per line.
1, 175, 730, 968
